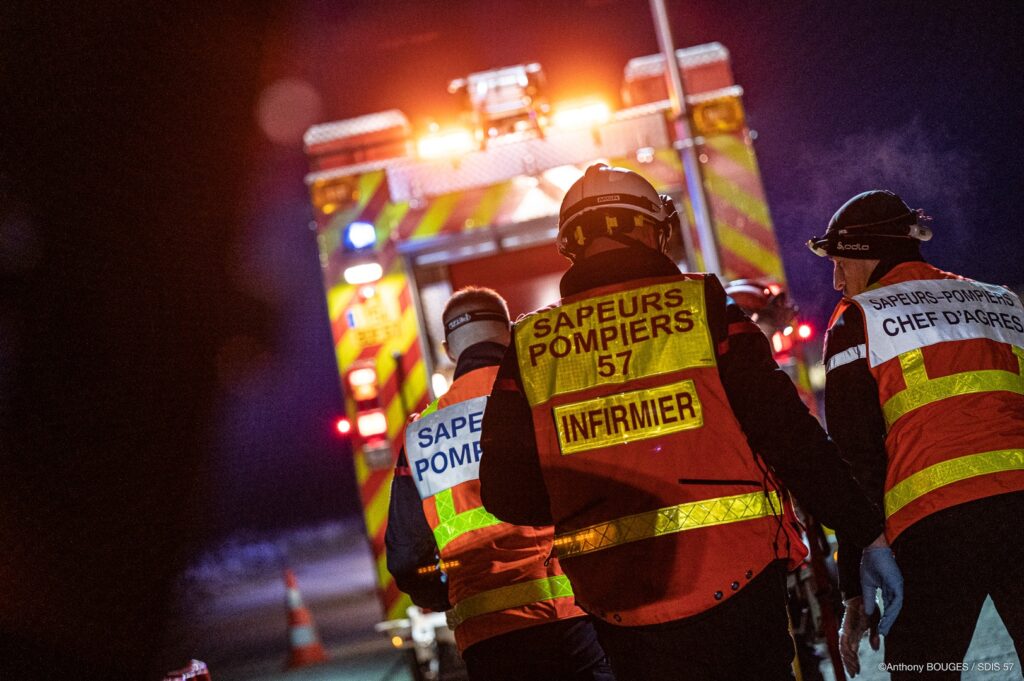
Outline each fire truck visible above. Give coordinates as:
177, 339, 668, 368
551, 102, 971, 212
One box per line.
304, 41, 827, 678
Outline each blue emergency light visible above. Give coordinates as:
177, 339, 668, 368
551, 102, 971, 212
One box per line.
344, 221, 377, 250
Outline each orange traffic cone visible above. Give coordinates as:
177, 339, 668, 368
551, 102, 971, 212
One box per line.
284, 568, 329, 668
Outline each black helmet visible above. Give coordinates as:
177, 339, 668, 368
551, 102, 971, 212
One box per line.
806, 190, 932, 259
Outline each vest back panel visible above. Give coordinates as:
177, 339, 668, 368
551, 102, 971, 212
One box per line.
846, 262, 1024, 539
517, 274, 804, 625
405, 365, 583, 650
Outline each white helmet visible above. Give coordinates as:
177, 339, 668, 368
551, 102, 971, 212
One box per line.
557, 163, 677, 261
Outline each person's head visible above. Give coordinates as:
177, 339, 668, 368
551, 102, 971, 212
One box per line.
724, 279, 794, 337
556, 163, 679, 262
441, 287, 511, 362
806, 189, 932, 297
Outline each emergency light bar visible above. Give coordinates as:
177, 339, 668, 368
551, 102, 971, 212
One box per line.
389, 108, 671, 201
552, 101, 611, 130
416, 128, 476, 160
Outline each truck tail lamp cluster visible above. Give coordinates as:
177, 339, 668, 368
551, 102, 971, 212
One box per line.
344, 362, 390, 444
347, 367, 379, 400
356, 410, 388, 439
343, 261, 384, 285
309, 175, 357, 218
339, 220, 384, 285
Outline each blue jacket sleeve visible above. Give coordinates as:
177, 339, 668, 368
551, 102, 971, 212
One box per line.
384, 449, 452, 612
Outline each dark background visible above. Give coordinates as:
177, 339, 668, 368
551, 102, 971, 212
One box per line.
1, 1, 1021, 678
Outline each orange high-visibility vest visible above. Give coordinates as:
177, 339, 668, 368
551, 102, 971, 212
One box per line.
405, 365, 584, 652
515, 274, 805, 626
835, 261, 1024, 540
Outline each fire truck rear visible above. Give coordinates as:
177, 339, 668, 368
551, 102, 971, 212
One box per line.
303, 42, 822, 678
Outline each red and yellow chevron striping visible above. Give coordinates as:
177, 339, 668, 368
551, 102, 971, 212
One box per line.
698, 131, 786, 283
321, 244, 429, 619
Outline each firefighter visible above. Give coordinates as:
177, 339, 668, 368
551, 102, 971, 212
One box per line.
478, 163, 902, 681
807, 190, 1024, 679
723, 279, 795, 339
725, 279, 835, 681
385, 286, 615, 681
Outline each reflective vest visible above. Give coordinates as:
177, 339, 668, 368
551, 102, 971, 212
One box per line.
836, 261, 1024, 540
405, 365, 584, 651
515, 274, 805, 626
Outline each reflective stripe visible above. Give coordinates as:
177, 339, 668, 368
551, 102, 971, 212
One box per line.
882, 369, 1024, 428
431, 488, 502, 550
826, 344, 865, 373
434, 488, 456, 521
422, 398, 502, 549
289, 624, 318, 648
419, 398, 440, 418
885, 449, 1024, 517
447, 575, 574, 629
553, 490, 780, 559
898, 348, 928, 386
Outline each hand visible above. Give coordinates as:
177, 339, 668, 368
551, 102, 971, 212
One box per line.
860, 536, 904, 636
839, 596, 880, 677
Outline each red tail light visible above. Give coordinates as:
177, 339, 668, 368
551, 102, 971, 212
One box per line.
335, 417, 352, 435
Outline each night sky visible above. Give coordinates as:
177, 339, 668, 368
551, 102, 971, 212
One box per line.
234, 0, 1024, 531
1, 2, 1021, 677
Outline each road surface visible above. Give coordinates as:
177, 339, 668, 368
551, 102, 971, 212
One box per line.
161, 521, 1020, 680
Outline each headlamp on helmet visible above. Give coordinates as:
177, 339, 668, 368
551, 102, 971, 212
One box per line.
806, 190, 932, 259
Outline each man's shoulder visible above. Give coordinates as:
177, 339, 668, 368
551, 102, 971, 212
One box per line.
823, 303, 865, 363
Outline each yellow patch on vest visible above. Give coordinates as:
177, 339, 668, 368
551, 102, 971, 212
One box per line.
516, 280, 715, 406
553, 378, 704, 455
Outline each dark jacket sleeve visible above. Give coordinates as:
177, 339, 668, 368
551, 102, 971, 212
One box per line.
711, 276, 884, 552
384, 448, 452, 612
822, 304, 890, 598
478, 334, 554, 526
